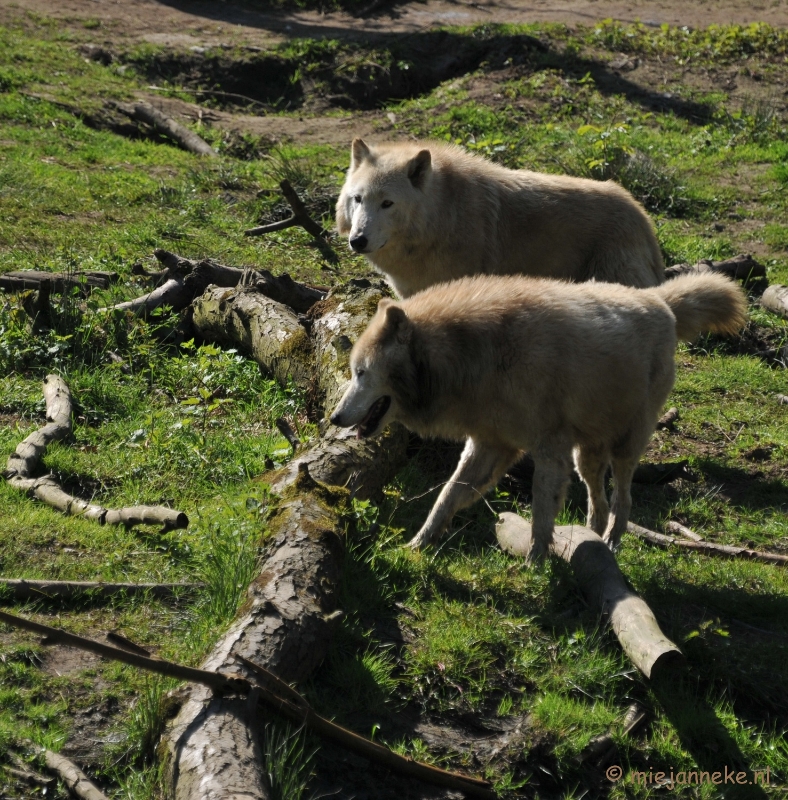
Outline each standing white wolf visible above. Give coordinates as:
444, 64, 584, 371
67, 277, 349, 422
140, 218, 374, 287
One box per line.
336, 139, 664, 298
330, 273, 746, 562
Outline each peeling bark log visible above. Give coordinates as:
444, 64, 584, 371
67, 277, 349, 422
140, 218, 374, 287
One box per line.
42, 750, 108, 800
664, 520, 703, 542
163, 280, 409, 800
0, 579, 200, 601
760, 284, 788, 320
192, 284, 314, 393
627, 522, 788, 566
664, 254, 766, 284
496, 513, 685, 678
114, 101, 217, 157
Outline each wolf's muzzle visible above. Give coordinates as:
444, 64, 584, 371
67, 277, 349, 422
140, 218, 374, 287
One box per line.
349, 235, 368, 252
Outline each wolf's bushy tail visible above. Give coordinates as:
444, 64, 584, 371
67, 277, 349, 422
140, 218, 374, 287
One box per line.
654, 272, 747, 341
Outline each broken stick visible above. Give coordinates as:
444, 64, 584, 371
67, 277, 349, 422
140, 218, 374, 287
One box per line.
496, 513, 685, 678
627, 522, 788, 566
0, 579, 201, 601
664, 254, 766, 284
41, 750, 108, 800
4, 375, 188, 530
760, 284, 788, 321
114, 101, 217, 157
245, 179, 328, 240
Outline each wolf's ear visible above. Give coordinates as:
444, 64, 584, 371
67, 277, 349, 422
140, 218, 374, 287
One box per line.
351, 138, 371, 171
379, 299, 410, 340
407, 149, 431, 189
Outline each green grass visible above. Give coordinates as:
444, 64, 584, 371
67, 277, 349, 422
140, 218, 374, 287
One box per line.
1, 11, 788, 800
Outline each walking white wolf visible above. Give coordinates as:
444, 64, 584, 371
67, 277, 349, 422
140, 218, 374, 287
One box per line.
336, 138, 664, 298
330, 273, 747, 562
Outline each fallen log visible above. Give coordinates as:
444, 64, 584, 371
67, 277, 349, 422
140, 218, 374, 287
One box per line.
99, 250, 326, 316
496, 513, 685, 678
164, 280, 409, 800
0, 270, 117, 294
0, 579, 201, 601
41, 750, 108, 800
664, 254, 766, 284
627, 522, 788, 566
760, 284, 788, 321
4, 375, 188, 530
113, 101, 217, 157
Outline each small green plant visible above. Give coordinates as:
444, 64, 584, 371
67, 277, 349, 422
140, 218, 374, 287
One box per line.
262, 723, 316, 800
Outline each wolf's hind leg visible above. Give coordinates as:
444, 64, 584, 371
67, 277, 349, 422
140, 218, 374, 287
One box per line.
602, 454, 639, 550
529, 448, 573, 565
573, 444, 610, 536
406, 438, 519, 550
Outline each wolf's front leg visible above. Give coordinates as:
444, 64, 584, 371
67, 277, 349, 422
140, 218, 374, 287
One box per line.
406, 438, 519, 550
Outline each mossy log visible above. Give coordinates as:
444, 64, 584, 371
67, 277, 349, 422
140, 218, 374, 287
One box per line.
162, 281, 409, 800
496, 513, 685, 679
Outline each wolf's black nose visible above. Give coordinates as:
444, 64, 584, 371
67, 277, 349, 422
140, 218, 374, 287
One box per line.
330, 411, 342, 426
349, 235, 368, 252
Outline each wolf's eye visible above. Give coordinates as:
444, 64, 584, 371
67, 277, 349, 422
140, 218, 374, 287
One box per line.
353, 194, 362, 203
381, 200, 393, 209
355, 368, 365, 378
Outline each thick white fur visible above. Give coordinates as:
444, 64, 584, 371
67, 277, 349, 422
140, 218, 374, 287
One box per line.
336, 138, 665, 297
331, 273, 747, 561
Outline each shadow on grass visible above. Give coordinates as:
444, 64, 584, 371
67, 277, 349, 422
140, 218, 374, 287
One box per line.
134, 8, 718, 125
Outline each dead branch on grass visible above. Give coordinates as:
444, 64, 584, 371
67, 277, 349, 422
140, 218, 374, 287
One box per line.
496, 514, 685, 678
113, 101, 217, 157
0, 579, 202, 601
245, 179, 328, 241
0, 610, 495, 799
41, 750, 109, 800
0, 270, 118, 294
3, 375, 188, 530
664, 254, 766, 284
656, 406, 680, 431
760, 284, 788, 320
627, 522, 788, 566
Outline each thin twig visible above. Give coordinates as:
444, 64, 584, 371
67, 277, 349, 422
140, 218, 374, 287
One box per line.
627, 522, 788, 566
275, 417, 301, 451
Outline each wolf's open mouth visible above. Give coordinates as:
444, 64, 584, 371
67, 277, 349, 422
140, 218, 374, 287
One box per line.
357, 396, 391, 439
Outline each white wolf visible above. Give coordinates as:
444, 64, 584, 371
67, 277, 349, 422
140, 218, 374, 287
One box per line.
330, 273, 746, 562
336, 138, 665, 298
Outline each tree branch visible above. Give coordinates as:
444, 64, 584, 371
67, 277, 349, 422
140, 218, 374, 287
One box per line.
496, 514, 685, 678
627, 522, 788, 566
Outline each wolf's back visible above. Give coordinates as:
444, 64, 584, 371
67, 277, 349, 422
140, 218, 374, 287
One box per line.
653, 273, 747, 341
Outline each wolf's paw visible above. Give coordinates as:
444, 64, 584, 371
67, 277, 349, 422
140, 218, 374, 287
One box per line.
602, 531, 622, 552
405, 532, 429, 550
524, 539, 549, 566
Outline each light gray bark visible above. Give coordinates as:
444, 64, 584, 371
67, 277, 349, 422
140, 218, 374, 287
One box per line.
496, 513, 685, 679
